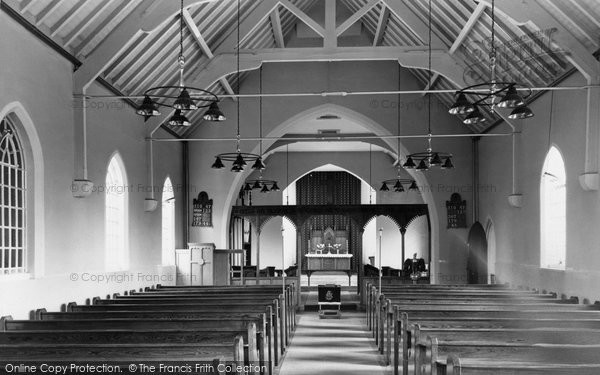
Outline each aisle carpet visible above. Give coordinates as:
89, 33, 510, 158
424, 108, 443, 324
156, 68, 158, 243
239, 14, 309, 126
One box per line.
277, 311, 390, 375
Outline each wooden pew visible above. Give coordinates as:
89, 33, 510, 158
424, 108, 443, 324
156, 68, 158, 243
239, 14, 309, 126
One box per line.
367, 285, 600, 375
102, 293, 295, 350
416, 335, 600, 375
38, 307, 278, 370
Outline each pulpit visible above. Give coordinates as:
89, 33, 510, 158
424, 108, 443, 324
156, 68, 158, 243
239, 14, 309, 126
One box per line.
175, 243, 233, 285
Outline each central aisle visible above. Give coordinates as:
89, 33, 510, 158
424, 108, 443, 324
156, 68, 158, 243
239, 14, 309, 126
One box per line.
277, 311, 390, 375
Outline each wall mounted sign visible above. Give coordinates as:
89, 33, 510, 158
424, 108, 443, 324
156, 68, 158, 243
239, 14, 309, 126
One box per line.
446, 193, 467, 229
192, 191, 213, 227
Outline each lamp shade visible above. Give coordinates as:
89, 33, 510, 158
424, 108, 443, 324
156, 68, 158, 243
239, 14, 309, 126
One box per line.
497, 86, 524, 108
416, 159, 428, 171
231, 164, 244, 172
408, 181, 419, 191
380, 182, 389, 191
244, 183, 252, 191
203, 102, 226, 121
463, 107, 486, 125
168, 110, 191, 126
430, 153, 442, 166
211, 156, 225, 169
403, 156, 416, 169
441, 157, 454, 169
173, 88, 198, 110
252, 180, 261, 189
260, 184, 270, 193
449, 92, 475, 115
394, 180, 405, 192
234, 153, 247, 167
251, 157, 266, 171
508, 105, 534, 120
136, 96, 160, 116
271, 182, 280, 191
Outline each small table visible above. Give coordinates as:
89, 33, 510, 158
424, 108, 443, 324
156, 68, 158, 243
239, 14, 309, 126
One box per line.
318, 284, 341, 319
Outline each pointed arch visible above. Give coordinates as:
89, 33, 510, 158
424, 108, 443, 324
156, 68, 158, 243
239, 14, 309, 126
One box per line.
540, 145, 566, 269
105, 152, 129, 271
162, 176, 176, 266
0, 102, 44, 278
485, 217, 497, 284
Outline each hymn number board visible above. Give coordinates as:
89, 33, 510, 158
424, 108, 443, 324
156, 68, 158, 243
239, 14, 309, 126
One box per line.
446, 193, 467, 228
192, 192, 213, 227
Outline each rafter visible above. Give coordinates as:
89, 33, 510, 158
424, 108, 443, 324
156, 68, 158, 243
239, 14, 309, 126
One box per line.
20, 0, 35, 14
279, 0, 325, 38
36, 0, 67, 25
337, 0, 380, 37
63, 1, 113, 47
182, 9, 235, 98
188, 46, 467, 91
50, 0, 87, 37
423, 2, 486, 94
373, 4, 390, 47
270, 7, 285, 48
382, 0, 440, 47
490, 0, 599, 82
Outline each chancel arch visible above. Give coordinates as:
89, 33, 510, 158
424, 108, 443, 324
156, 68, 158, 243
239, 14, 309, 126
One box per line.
217, 104, 441, 281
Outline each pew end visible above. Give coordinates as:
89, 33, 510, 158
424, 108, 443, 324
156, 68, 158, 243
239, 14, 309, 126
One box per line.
1, 315, 13, 331
92, 296, 101, 305
34, 308, 47, 320
233, 335, 245, 375
446, 354, 462, 375
66, 302, 77, 312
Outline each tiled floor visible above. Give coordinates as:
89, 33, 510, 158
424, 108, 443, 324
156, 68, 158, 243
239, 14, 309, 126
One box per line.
276, 311, 390, 375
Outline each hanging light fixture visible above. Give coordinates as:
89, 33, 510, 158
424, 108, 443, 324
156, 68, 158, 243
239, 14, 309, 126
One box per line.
403, 0, 453, 172
212, 0, 262, 172
134, 0, 225, 125
243, 67, 279, 191
448, 0, 533, 124
381, 63, 419, 192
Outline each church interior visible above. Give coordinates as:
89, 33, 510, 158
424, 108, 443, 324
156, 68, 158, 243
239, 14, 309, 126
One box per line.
2, 0, 600, 373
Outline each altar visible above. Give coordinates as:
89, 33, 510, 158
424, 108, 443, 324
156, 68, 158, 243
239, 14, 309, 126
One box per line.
305, 227, 353, 285
306, 253, 353, 271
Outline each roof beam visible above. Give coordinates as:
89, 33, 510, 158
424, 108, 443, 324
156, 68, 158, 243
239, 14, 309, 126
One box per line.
270, 7, 285, 48
63, 1, 113, 47
381, 0, 442, 47
188, 46, 467, 90
213, 0, 280, 54
50, 0, 87, 37
490, 0, 599, 82
73, 0, 216, 91
279, 0, 325, 38
567, 0, 600, 29
324, 0, 336, 48
36, 0, 67, 25
373, 5, 390, 46
422, 2, 486, 94
336, 0, 380, 37
182, 9, 235, 98
449, 2, 485, 55
20, 0, 35, 13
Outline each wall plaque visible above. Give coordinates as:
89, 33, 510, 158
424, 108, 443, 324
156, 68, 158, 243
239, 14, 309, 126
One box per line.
192, 191, 213, 227
446, 193, 467, 228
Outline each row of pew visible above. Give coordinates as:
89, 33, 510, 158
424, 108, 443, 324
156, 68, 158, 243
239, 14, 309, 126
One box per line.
366, 283, 600, 374
0, 284, 297, 375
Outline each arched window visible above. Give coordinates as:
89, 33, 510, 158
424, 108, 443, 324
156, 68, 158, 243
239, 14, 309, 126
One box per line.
0, 118, 26, 274
540, 146, 566, 269
105, 154, 128, 271
161, 177, 175, 265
